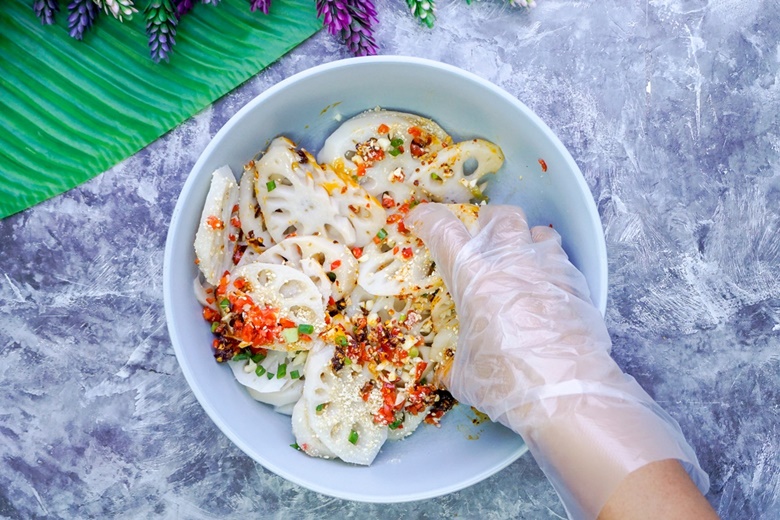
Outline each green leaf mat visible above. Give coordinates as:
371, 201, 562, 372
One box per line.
0, 0, 322, 219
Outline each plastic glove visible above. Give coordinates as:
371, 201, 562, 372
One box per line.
407, 203, 709, 520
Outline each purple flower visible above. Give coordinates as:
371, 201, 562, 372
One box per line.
317, 0, 377, 55
67, 0, 99, 40
175, 0, 194, 17
249, 0, 271, 14
316, 0, 351, 35
341, 19, 377, 56
33, 0, 60, 25
145, 0, 178, 63
349, 0, 377, 25
339, 0, 378, 56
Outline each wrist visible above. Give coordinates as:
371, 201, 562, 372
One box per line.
501, 382, 710, 520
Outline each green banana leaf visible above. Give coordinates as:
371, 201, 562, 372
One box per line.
0, 0, 322, 219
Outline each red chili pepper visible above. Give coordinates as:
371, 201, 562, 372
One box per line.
216, 272, 230, 297
351, 247, 363, 259
230, 216, 241, 228
330, 259, 342, 270
356, 163, 367, 176
206, 215, 225, 230
231, 244, 246, 265
401, 247, 413, 259
382, 194, 395, 209
202, 307, 220, 323
360, 381, 374, 402
279, 317, 296, 329
377, 123, 390, 134
408, 126, 422, 137
386, 213, 402, 224
538, 158, 548, 172
415, 361, 428, 381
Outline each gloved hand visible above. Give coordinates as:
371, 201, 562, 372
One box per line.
407, 203, 709, 520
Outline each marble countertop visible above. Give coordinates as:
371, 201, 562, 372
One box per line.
1, 0, 778, 518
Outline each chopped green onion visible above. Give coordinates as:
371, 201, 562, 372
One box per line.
326, 271, 337, 282
282, 327, 299, 343
471, 186, 488, 202
376, 228, 388, 240
266, 180, 276, 192
344, 357, 352, 365
298, 323, 314, 335
431, 173, 441, 181
210, 322, 219, 333
316, 403, 326, 413
397, 313, 406, 324
389, 418, 403, 430
266, 371, 274, 379
390, 138, 404, 147
277, 363, 287, 378
218, 299, 230, 311
251, 352, 266, 363
255, 365, 266, 377
388, 148, 401, 157
409, 346, 419, 358
290, 442, 301, 451
232, 352, 249, 361
290, 370, 300, 379
336, 336, 348, 347
348, 430, 359, 445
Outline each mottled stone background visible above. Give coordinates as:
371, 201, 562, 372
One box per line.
1, 0, 778, 518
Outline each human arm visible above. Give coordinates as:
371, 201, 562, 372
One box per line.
598, 459, 718, 520
407, 203, 716, 520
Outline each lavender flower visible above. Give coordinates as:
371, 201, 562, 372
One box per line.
339, 0, 378, 56
349, 0, 377, 26
249, 0, 271, 14
318, 0, 377, 56
67, 0, 99, 40
33, 0, 60, 25
341, 21, 377, 56
174, 0, 194, 17
406, 0, 434, 28
145, 0, 178, 63
316, 0, 351, 35
94, 0, 137, 21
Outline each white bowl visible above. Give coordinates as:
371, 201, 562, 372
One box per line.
163, 56, 607, 503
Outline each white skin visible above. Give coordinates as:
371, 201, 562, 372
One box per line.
407, 203, 718, 520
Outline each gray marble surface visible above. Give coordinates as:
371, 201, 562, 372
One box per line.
2, 0, 779, 518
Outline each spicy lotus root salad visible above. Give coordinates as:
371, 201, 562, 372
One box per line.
193, 109, 504, 464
